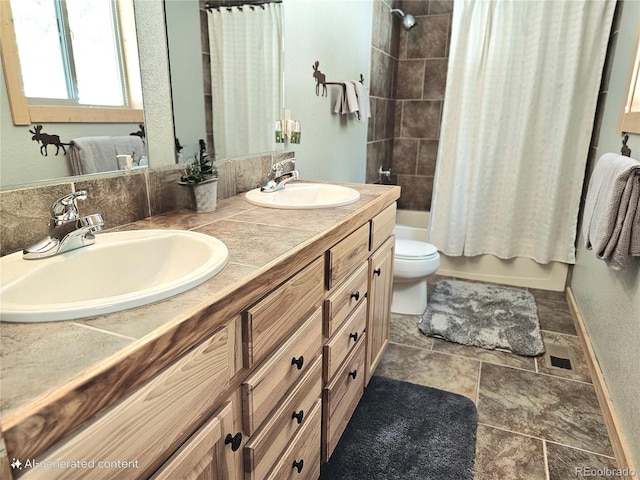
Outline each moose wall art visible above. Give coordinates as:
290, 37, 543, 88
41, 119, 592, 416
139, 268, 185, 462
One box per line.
29, 125, 69, 156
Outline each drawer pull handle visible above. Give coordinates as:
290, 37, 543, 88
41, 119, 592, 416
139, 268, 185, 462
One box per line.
349, 332, 358, 342
350, 291, 360, 301
349, 369, 358, 379
373, 268, 381, 276
292, 410, 304, 424
291, 356, 304, 370
292, 459, 304, 473
224, 432, 242, 452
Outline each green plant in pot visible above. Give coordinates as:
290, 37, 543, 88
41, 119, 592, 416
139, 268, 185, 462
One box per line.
178, 139, 219, 213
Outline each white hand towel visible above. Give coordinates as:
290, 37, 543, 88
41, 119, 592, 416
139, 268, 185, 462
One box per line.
344, 82, 359, 114
582, 152, 640, 270
352, 81, 371, 123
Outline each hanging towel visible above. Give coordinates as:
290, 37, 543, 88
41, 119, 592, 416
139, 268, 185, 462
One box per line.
69, 137, 118, 175
582, 152, 640, 270
352, 81, 371, 123
113, 136, 145, 164
333, 83, 346, 114
334, 82, 359, 115
69, 136, 145, 175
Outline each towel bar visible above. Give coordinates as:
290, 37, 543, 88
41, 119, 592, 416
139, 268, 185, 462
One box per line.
313, 60, 364, 97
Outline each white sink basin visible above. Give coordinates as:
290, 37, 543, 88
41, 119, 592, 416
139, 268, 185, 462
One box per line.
245, 183, 360, 209
0, 229, 228, 323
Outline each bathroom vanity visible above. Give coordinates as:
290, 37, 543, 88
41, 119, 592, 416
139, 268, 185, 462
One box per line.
0, 182, 400, 480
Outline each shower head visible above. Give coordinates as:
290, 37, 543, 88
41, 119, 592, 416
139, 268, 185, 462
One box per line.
390, 8, 416, 31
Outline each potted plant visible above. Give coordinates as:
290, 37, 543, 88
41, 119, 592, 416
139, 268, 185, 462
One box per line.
178, 139, 219, 213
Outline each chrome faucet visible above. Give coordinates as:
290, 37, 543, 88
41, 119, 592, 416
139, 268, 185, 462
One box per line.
260, 158, 299, 192
23, 191, 105, 259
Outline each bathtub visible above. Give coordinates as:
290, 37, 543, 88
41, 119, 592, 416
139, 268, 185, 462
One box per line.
394, 210, 568, 291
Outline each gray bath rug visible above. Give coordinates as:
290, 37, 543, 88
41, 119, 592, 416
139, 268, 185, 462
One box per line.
419, 279, 545, 356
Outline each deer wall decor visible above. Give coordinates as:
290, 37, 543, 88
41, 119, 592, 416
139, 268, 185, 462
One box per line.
313, 61, 327, 97
312, 61, 365, 98
29, 125, 70, 156
130, 124, 146, 140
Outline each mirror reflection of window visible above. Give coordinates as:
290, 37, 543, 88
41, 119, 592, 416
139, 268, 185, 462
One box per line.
619, 23, 640, 134
1, 0, 142, 124
11, 0, 127, 106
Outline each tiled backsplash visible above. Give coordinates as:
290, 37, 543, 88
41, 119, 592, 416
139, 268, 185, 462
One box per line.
0, 151, 294, 257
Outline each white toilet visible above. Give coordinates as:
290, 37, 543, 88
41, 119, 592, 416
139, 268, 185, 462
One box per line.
391, 225, 440, 315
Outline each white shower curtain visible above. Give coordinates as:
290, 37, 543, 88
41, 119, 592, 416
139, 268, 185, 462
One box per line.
429, 0, 615, 264
208, 3, 282, 158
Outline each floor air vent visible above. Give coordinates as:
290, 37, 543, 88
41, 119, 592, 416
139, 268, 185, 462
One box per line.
544, 344, 574, 371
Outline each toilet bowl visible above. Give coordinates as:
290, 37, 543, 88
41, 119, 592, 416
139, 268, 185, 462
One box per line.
392, 225, 440, 315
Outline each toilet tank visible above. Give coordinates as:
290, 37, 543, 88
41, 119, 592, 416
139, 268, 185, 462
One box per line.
393, 224, 429, 242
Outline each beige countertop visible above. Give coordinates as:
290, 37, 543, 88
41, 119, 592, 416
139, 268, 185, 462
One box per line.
0, 182, 400, 463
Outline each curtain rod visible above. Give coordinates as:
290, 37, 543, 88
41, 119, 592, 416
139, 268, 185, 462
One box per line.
205, 0, 282, 10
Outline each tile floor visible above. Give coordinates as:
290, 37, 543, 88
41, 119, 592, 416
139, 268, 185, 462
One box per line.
376, 275, 619, 480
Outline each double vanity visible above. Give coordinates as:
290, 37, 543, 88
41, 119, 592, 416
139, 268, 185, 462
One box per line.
1, 181, 400, 480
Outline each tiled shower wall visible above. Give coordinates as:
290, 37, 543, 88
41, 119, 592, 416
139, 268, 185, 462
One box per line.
0, 152, 293, 257
367, 0, 453, 211
366, 0, 400, 185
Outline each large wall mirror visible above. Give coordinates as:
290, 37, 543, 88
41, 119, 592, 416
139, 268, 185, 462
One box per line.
165, 0, 284, 162
0, 0, 285, 189
0, 0, 146, 188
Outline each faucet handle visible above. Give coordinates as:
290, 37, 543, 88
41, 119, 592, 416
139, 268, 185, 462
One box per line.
272, 158, 296, 176
51, 191, 88, 224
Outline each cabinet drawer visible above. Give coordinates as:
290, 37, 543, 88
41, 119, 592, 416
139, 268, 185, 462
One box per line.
244, 357, 322, 480
242, 309, 322, 435
150, 402, 231, 480
265, 399, 322, 480
22, 326, 234, 480
322, 337, 366, 462
323, 262, 368, 337
323, 300, 367, 382
326, 223, 370, 290
370, 202, 396, 252
243, 257, 324, 367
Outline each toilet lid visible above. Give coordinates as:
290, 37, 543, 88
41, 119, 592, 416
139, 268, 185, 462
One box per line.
395, 239, 439, 260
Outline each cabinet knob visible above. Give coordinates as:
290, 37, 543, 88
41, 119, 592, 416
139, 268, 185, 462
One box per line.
349, 369, 357, 379
349, 332, 358, 343
373, 268, 381, 276
224, 432, 242, 452
292, 459, 304, 473
291, 356, 304, 370
350, 291, 360, 301
292, 410, 304, 424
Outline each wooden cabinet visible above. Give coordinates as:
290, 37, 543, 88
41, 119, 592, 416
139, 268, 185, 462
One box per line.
366, 236, 395, 385
322, 339, 366, 461
323, 300, 367, 382
242, 309, 323, 435
264, 400, 322, 480
21, 324, 236, 480
151, 398, 243, 480
326, 223, 370, 290
243, 258, 324, 367
323, 262, 368, 338
11, 194, 399, 480
244, 358, 322, 480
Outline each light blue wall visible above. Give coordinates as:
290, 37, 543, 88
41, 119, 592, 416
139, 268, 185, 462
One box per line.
283, 0, 373, 183
571, 0, 640, 467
